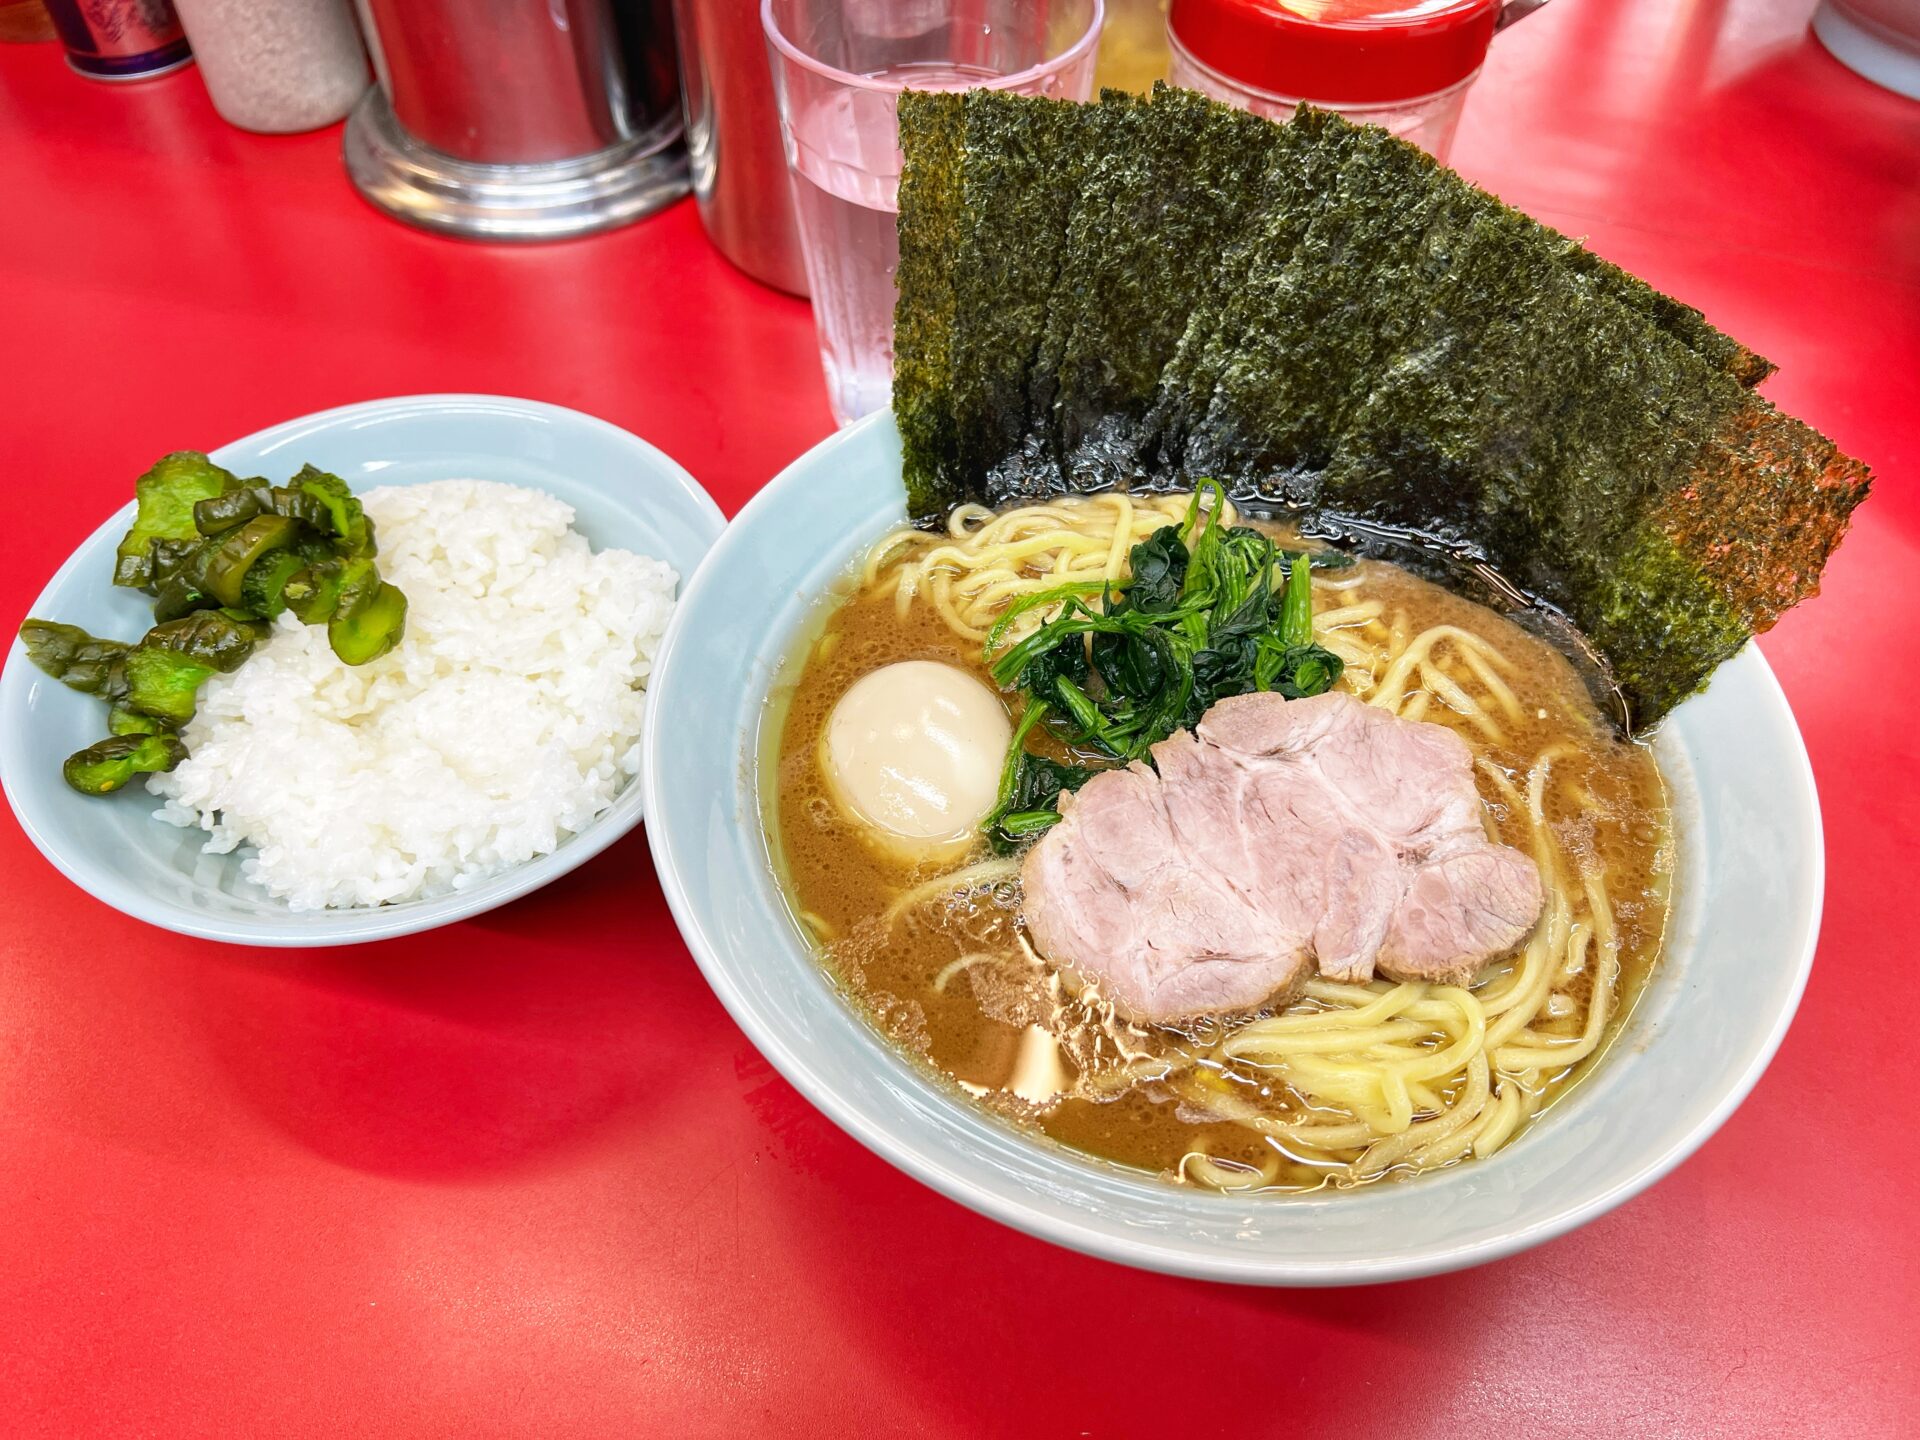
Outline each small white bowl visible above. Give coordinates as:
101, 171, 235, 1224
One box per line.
0, 395, 723, 946
642, 410, 1823, 1285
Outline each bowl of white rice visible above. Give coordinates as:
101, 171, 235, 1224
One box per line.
0, 395, 724, 945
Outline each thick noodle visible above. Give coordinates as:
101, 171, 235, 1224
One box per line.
857, 496, 1651, 1191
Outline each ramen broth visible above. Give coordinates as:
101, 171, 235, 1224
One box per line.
767, 523, 1671, 1192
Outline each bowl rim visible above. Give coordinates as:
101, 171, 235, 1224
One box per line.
0, 393, 725, 947
642, 408, 1825, 1285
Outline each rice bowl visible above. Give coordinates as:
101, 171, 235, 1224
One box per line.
0, 394, 725, 945
149, 480, 677, 910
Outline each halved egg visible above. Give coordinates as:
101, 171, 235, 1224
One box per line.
820, 660, 1011, 850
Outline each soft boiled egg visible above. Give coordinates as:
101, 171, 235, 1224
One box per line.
821, 660, 1011, 849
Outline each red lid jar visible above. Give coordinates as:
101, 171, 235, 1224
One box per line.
1166, 0, 1500, 160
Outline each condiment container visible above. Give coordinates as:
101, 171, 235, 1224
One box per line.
669, 0, 809, 295
1166, 0, 1498, 161
343, 0, 688, 241
171, 0, 368, 133
41, 0, 192, 79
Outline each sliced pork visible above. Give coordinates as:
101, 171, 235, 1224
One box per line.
1019, 691, 1543, 1024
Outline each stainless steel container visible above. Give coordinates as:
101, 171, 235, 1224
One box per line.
670, 0, 808, 295
344, 0, 690, 241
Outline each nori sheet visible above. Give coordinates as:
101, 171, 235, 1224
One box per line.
893, 90, 965, 522
1314, 194, 1763, 726
1133, 107, 1330, 478
1193, 121, 1480, 490
888, 89, 1869, 728
946, 91, 1095, 502
1561, 243, 1775, 389
1018, 90, 1145, 494
1042, 87, 1295, 489
1654, 398, 1871, 631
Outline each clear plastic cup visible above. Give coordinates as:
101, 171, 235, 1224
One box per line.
1167, 29, 1477, 160
763, 0, 1105, 427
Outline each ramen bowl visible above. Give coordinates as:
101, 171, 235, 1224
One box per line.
642, 410, 1822, 1285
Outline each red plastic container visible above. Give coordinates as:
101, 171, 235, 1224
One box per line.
1167, 0, 1499, 159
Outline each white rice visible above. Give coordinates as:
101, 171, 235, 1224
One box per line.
148, 479, 677, 910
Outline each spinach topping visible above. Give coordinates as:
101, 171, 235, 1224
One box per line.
982, 481, 1344, 849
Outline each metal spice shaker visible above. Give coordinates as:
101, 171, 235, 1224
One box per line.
344, 0, 689, 241
669, 0, 808, 296
171, 0, 368, 133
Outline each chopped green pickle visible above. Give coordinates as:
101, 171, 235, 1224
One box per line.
141, 611, 258, 672
122, 646, 216, 726
113, 451, 240, 590
192, 485, 270, 535
283, 559, 349, 625
106, 704, 171, 737
194, 513, 300, 608
291, 464, 375, 556
18, 619, 128, 695
42, 450, 406, 796
328, 578, 407, 666
239, 548, 306, 618
61, 733, 188, 796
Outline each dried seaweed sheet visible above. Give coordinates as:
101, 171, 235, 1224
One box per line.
1314, 172, 1862, 725
1015, 90, 1146, 495
890, 89, 1869, 728
1561, 244, 1775, 388
1657, 399, 1870, 631
1039, 87, 1296, 489
947, 92, 1097, 500
1192, 121, 1478, 489
1314, 197, 1753, 724
894, 90, 966, 521
1135, 102, 1346, 483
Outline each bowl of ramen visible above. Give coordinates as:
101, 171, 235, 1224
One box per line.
644, 89, 1864, 1282
642, 412, 1826, 1284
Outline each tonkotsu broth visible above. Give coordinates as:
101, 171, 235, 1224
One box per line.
768, 509, 1671, 1193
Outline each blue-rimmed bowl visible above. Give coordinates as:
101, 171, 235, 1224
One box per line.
641, 409, 1823, 1285
0, 395, 723, 946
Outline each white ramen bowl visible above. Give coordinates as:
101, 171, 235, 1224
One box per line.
0, 395, 724, 947
643, 410, 1822, 1285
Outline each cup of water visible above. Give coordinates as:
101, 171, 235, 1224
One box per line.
763, 0, 1105, 427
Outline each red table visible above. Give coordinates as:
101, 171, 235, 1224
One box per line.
3, 3, 1916, 1433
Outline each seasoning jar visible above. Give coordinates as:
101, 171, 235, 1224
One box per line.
170, 0, 368, 133
1166, 0, 1499, 161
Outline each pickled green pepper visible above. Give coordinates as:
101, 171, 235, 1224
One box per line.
35, 450, 405, 798
112, 452, 240, 589
61, 734, 188, 795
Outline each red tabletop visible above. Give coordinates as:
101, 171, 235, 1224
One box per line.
3, 3, 1917, 1433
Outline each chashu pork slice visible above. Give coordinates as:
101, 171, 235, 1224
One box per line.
1019, 691, 1543, 1024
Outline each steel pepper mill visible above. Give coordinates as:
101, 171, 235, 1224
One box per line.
345, 0, 690, 241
